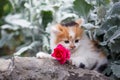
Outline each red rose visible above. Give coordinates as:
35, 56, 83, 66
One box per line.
51, 44, 70, 64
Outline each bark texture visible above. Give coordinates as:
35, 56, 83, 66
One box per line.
0, 57, 109, 80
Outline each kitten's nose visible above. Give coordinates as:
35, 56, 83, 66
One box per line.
70, 45, 76, 49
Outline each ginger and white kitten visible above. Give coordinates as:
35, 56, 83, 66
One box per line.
36, 19, 108, 72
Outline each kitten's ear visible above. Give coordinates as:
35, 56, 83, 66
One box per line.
51, 24, 61, 34
75, 18, 84, 27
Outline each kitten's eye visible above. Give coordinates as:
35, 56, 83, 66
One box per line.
75, 39, 79, 43
64, 40, 69, 43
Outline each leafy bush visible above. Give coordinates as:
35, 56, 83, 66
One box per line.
96, 1, 120, 79
0, 0, 120, 79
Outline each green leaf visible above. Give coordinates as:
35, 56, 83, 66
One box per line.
111, 63, 120, 78
100, 15, 120, 33
102, 63, 112, 76
95, 16, 120, 41
41, 10, 53, 29
108, 38, 120, 53
97, 5, 106, 19
73, 0, 93, 20
104, 26, 118, 41
0, 33, 14, 48
96, 0, 110, 6
108, 28, 120, 42
0, 0, 13, 18
112, 0, 120, 3
108, 2, 120, 16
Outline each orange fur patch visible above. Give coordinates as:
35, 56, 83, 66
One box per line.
55, 24, 69, 44
73, 26, 83, 39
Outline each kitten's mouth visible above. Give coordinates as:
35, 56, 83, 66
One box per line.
69, 49, 76, 53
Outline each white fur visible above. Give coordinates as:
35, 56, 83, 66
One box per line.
36, 52, 54, 59
69, 28, 75, 39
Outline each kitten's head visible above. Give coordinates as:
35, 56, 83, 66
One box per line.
50, 19, 83, 53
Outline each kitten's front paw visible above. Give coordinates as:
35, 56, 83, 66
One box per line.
36, 52, 51, 59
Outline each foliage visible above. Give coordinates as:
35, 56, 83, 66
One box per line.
0, 0, 120, 79
96, 1, 120, 79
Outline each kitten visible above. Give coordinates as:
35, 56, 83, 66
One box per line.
36, 19, 108, 72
